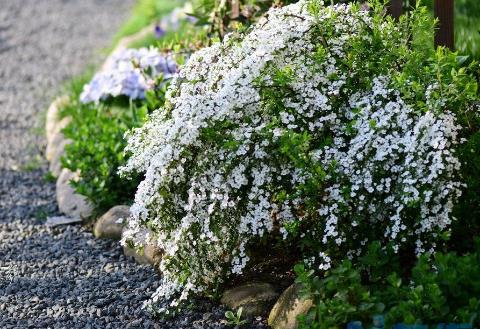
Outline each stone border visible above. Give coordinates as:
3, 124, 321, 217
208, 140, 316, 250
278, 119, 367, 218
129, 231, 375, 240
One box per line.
45, 97, 94, 219
45, 96, 161, 266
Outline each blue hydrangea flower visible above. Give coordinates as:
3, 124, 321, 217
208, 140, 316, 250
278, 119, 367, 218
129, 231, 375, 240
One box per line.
80, 47, 177, 103
154, 25, 166, 39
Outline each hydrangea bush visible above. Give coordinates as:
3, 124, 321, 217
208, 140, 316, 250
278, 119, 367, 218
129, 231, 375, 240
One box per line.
119, 0, 478, 313
80, 47, 177, 103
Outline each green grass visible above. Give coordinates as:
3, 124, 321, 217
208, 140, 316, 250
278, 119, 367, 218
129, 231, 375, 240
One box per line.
454, 0, 480, 58
113, 0, 186, 46
455, 14, 480, 59
420, 0, 480, 58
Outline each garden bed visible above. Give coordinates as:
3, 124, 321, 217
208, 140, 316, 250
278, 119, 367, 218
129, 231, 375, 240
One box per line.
44, 0, 480, 328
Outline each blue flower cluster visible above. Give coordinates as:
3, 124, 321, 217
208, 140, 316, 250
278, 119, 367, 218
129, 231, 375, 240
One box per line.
80, 47, 177, 103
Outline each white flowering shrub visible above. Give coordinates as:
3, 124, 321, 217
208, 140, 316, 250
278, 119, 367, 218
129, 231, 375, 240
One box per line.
80, 47, 177, 103
119, 0, 478, 313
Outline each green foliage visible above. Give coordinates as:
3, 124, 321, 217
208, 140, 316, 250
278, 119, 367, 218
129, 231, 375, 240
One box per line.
224, 307, 247, 326
190, 0, 297, 39
61, 97, 145, 214
451, 89, 480, 253
59, 72, 170, 214
295, 240, 480, 328
337, 0, 480, 59
295, 262, 384, 328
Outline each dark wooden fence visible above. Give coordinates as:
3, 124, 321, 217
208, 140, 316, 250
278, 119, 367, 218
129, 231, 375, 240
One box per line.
387, 0, 454, 50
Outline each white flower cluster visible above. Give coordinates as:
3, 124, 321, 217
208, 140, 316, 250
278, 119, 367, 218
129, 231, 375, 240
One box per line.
120, 0, 463, 312
80, 47, 177, 103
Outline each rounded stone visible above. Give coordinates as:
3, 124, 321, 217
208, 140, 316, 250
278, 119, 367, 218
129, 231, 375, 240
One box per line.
94, 205, 130, 240
48, 138, 72, 177
56, 168, 93, 219
123, 243, 163, 267
46, 128, 68, 162
221, 282, 279, 318
45, 96, 69, 145
268, 283, 313, 329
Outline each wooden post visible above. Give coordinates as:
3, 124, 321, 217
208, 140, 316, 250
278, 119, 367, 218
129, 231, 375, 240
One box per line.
387, 0, 403, 20
434, 0, 455, 50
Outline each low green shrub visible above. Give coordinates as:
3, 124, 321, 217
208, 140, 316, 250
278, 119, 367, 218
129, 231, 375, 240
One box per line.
295, 240, 480, 328
60, 97, 142, 214
60, 73, 169, 214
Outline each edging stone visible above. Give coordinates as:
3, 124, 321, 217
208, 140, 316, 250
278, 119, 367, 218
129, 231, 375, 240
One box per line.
221, 282, 279, 318
94, 205, 129, 240
45, 96, 94, 219
56, 168, 93, 218
268, 283, 313, 329
123, 243, 162, 266
46, 95, 69, 145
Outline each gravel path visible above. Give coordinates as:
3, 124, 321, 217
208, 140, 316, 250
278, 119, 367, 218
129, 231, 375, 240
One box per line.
0, 1, 163, 327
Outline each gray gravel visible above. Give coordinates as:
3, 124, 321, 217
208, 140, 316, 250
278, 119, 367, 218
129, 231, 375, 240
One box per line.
0, 1, 269, 328
0, 0, 161, 327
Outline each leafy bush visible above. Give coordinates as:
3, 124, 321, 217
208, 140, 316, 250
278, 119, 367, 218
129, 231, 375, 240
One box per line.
61, 97, 145, 214
295, 240, 480, 328
60, 63, 171, 213
119, 0, 478, 314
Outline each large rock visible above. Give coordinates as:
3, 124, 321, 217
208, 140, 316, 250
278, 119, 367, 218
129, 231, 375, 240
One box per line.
123, 243, 162, 266
94, 205, 129, 240
56, 168, 93, 219
46, 122, 70, 163
45, 96, 72, 177
221, 283, 279, 318
268, 283, 313, 329
46, 96, 69, 145
48, 138, 71, 177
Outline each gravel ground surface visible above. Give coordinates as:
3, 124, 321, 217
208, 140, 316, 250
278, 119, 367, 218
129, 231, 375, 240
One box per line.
0, 1, 267, 328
